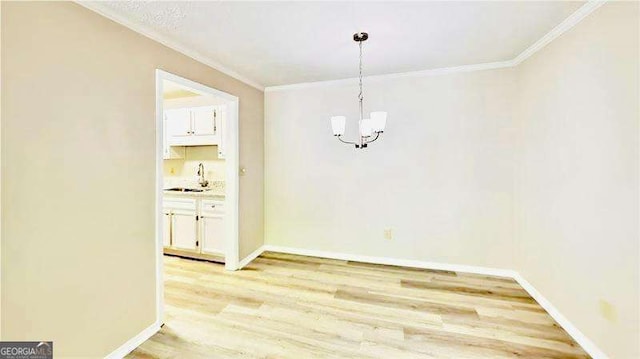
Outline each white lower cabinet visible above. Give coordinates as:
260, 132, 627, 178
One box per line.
201, 215, 225, 255
163, 195, 225, 260
171, 211, 198, 251
163, 211, 171, 247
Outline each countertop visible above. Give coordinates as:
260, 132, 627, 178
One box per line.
163, 181, 225, 200
163, 189, 225, 200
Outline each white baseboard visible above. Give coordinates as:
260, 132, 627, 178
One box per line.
237, 245, 266, 269
115, 245, 606, 359
262, 245, 516, 278
512, 273, 608, 359
104, 320, 161, 359
263, 244, 607, 359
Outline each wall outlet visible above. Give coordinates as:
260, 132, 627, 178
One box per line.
599, 299, 617, 323
383, 228, 393, 240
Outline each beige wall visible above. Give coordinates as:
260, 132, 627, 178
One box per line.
1, 2, 263, 357
264, 3, 639, 358
515, 2, 639, 358
265, 68, 518, 270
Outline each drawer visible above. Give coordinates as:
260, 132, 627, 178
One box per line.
200, 199, 225, 215
163, 197, 197, 211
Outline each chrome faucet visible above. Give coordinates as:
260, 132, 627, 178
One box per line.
197, 163, 209, 188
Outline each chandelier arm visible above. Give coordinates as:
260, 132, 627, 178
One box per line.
364, 132, 380, 144
337, 135, 358, 146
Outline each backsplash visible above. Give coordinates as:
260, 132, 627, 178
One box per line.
163, 146, 225, 188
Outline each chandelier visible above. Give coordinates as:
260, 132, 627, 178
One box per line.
330, 32, 387, 149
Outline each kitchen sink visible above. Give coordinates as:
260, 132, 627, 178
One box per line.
165, 187, 209, 193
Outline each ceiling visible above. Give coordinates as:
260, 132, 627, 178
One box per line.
89, 1, 584, 87
163, 80, 200, 99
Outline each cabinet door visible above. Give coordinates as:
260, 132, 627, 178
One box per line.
201, 215, 224, 255
165, 108, 191, 138
162, 116, 184, 159
191, 106, 217, 137
217, 106, 226, 159
163, 212, 171, 247
171, 212, 197, 251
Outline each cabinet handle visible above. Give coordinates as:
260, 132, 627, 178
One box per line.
169, 213, 173, 247
211, 205, 216, 208
213, 109, 217, 134
190, 111, 194, 136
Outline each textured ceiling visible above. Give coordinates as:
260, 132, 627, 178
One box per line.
88, 1, 584, 87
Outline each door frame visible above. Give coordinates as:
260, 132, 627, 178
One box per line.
154, 69, 240, 323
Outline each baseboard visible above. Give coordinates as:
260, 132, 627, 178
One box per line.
512, 273, 608, 359
262, 245, 516, 278
105, 247, 264, 358
104, 320, 161, 359
263, 244, 608, 359
237, 245, 266, 269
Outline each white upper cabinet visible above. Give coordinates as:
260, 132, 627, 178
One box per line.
162, 113, 185, 160
165, 105, 223, 147
217, 106, 226, 159
165, 108, 191, 138
191, 106, 217, 137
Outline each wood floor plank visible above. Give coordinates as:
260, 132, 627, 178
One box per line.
127, 253, 590, 359
334, 287, 479, 318
401, 279, 537, 304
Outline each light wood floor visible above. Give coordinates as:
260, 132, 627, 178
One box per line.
127, 252, 589, 359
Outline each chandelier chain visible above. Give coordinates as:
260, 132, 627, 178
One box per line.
358, 39, 364, 122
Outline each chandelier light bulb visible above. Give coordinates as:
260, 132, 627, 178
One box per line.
370, 111, 387, 133
331, 116, 346, 136
359, 119, 373, 137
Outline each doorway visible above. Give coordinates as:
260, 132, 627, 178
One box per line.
154, 69, 240, 324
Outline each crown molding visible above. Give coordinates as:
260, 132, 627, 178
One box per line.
512, 0, 607, 65
75, 1, 265, 91
265, 60, 516, 92
76, 0, 606, 94
265, 0, 607, 92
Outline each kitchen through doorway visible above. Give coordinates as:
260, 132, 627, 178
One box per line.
154, 69, 240, 324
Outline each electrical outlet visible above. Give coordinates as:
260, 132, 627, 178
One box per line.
599, 299, 617, 323
383, 228, 393, 240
